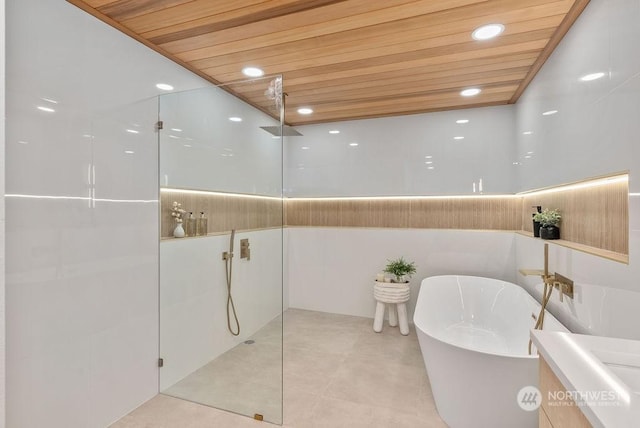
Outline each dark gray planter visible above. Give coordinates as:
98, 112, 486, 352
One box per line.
540, 225, 560, 240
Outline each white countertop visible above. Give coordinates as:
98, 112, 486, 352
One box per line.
531, 330, 640, 428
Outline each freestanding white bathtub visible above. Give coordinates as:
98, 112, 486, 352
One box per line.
414, 275, 568, 428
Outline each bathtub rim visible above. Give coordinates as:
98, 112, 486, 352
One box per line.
414, 274, 567, 360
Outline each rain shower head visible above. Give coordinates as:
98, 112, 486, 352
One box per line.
260, 125, 303, 137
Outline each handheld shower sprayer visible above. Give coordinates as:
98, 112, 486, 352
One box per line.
223, 229, 240, 336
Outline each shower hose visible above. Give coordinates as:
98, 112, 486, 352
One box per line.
528, 281, 554, 355
225, 229, 240, 336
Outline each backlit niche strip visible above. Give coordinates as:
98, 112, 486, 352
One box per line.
518, 173, 629, 257
160, 188, 282, 238
285, 173, 629, 259
285, 194, 522, 230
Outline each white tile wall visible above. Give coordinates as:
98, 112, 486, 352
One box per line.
514, 0, 640, 341
515, 0, 640, 192
285, 105, 516, 197
0, 0, 6, 425
159, 230, 283, 390
288, 228, 516, 320
4, 0, 206, 427
159, 84, 283, 196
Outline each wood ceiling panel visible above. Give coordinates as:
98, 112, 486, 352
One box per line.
191, 20, 559, 77
247, 69, 529, 105
83, 0, 121, 7
285, 89, 518, 124
121, 0, 274, 33
168, 0, 491, 59
206, 37, 550, 82
67, 0, 590, 124
234, 66, 531, 100
281, 51, 540, 88
97, 0, 193, 22
146, 0, 419, 48
178, 0, 571, 63
138, 0, 349, 44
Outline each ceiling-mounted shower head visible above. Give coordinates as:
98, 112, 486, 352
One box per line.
260, 125, 303, 137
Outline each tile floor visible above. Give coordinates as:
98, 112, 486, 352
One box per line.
111, 309, 446, 428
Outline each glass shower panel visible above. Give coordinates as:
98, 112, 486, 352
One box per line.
158, 76, 283, 424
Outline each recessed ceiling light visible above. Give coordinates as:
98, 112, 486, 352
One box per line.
349, 142, 359, 147
525, 155, 532, 159
472, 24, 505, 41
41, 97, 58, 104
124, 150, 135, 154
126, 129, 139, 134
169, 135, 180, 139
425, 155, 433, 159
18, 140, 29, 145
523, 131, 533, 135
329, 130, 340, 134
297, 107, 313, 115
37, 106, 55, 113
580, 72, 605, 81
427, 166, 435, 170
454, 136, 464, 140
229, 117, 243, 122
542, 110, 558, 116
456, 119, 469, 124
460, 88, 481, 97
171, 128, 182, 132
242, 67, 264, 77
425, 161, 433, 164
156, 83, 174, 91
527, 151, 534, 154
513, 162, 520, 165
301, 146, 310, 150
183, 144, 192, 148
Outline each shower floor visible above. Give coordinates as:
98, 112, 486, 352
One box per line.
111, 309, 445, 428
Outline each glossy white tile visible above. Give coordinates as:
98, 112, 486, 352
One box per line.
160, 230, 282, 391
288, 228, 516, 319
5, 0, 206, 427
514, 0, 640, 341
285, 105, 516, 197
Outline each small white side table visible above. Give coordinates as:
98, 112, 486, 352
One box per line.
373, 281, 410, 336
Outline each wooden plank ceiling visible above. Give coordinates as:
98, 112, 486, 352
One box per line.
67, 0, 589, 125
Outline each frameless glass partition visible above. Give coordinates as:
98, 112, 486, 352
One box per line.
158, 76, 283, 424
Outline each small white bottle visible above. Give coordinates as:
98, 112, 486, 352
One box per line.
197, 212, 208, 236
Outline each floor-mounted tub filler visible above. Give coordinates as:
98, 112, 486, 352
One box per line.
414, 275, 568, 428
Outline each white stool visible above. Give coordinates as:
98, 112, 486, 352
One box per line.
373, 281, 410, 336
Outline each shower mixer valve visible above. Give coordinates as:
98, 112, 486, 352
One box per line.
240, 239, 250, 260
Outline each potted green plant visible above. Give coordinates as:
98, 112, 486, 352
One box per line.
533, 208, 561, 240
383, 257, 417, 283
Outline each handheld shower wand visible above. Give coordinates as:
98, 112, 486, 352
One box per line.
223, 229, 240, 336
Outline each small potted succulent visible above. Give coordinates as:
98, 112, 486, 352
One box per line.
533, 208, 561, 240
383, 257, 417, 283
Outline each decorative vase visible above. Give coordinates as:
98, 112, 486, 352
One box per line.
173, 222, 185, 238
540, 225, 560, 240
533, 220, 542, 237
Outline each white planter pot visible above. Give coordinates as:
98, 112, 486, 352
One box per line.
373, 281, 410, 303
